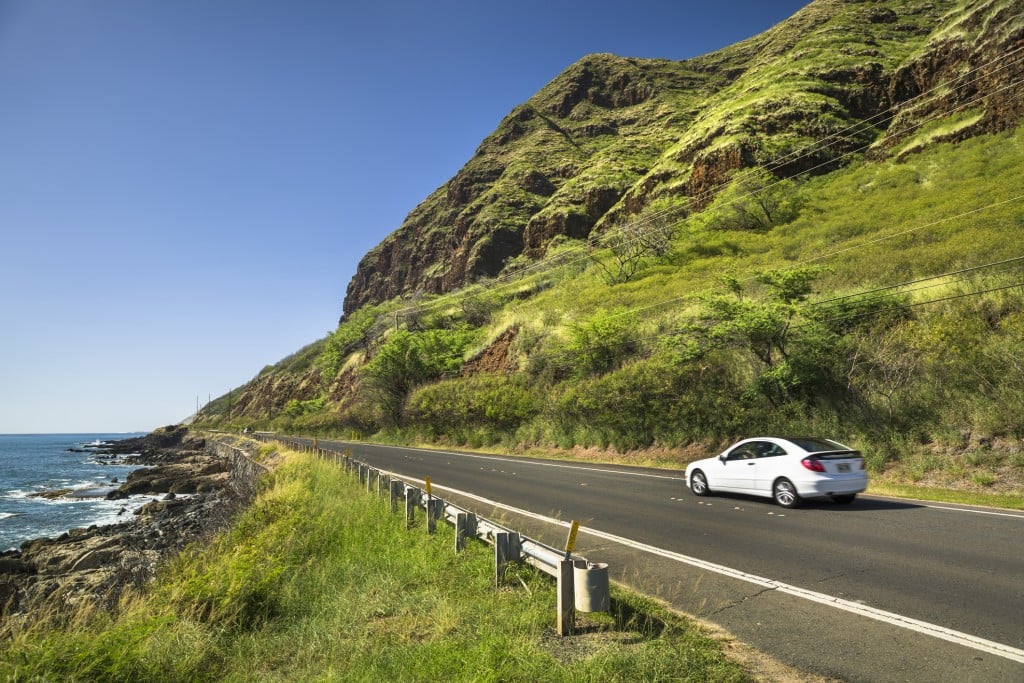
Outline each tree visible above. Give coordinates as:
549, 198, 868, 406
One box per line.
362, 326, 477, 425
846, 322, 921, 423
706, 168, 801, 232
698, 266, 835, 405
590, 213, 677, 284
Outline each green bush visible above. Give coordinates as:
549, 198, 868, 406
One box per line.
363, 325, 479, 425
552, 351, 745, 452
406, 373, 539, 437
318, 305, 385, 381
561, 308, 639, 378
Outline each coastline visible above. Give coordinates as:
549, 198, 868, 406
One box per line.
0, 425, 263, 634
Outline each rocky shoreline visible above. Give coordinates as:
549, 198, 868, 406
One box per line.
0, 425, 264, 635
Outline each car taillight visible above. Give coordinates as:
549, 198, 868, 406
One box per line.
801, 457, 826, 472
858, 458, 865, 470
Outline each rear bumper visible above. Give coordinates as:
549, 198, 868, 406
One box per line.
797, 475, 868, 497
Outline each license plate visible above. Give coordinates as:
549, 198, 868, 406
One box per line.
837, 463, 851, 473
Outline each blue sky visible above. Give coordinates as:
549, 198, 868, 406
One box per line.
0, 1, 808, 433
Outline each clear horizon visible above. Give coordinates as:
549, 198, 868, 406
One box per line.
0, 1, 808, 433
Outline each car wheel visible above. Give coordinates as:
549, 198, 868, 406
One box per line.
772, 478, 801, 508
831, 493, 856, 504
690, 470, 710, 496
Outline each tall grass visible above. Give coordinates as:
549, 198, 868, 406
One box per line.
0, 450, 749, 682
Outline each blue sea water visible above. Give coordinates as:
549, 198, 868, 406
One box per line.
0, 433, 150, 551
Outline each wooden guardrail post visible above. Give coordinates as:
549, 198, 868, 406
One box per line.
389, 479, 404, 513
557, 558, 575, 637
426, 498, 444, 534
494, 531, 521, 587
455, 511, 476, 552
405, 487, 419, 529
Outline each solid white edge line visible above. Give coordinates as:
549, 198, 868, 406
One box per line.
403, 475, 1024, 665
924, 504, 1024, 519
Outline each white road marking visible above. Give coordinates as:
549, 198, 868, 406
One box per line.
924, 504, 1024, 519
395, 472, 1024, 665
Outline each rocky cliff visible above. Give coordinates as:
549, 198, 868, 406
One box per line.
341, 0, 1023, 318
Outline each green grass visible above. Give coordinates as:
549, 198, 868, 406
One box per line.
0, 450, 750, 682
867, 482, 1024, 510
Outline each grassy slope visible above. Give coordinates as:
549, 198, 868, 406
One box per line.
0, 449, 750, 682
207, 124, 1024, 500
343, 0, 963, 311
198, 0, 1024, 500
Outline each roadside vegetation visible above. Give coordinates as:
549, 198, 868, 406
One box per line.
199, 125, 1024, 502
0, 449, 750, 682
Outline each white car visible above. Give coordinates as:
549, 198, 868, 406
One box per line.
684, 437, 868, 508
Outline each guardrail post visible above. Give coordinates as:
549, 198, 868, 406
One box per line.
379, 473, 390, 497
367, 468, 376, 494
426, 497, 444, 534
494, 532, 521, 586
390, 479, 404, 513
455, 511, 477, 552
405, 486, 419, 529
557, 559, 575, 636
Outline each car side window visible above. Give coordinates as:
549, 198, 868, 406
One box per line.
727, 444, 759, 460
759, 442, 787, 458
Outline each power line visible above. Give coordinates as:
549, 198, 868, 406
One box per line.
519, 258, 1024, 373
391, 44, 1024, 321
812, 255, 1024, 308
393, 63, 1024, 321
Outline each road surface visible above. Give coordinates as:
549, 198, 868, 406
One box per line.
278, 437, 1024, 682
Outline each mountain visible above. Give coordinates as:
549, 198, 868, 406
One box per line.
341, 0, 1023, 317
198, 0, 1024, 495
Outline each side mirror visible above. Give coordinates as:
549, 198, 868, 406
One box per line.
719, 453, 728, 462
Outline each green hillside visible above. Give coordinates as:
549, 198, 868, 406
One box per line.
198, 0, 1024, 497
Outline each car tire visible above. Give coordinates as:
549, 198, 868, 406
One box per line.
831, 493, 856, 504
690, 470, 710, 496
772, 478, 801, 508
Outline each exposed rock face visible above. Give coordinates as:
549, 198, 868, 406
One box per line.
339, 0, 1022, 320
460, 326, 518, 376
0, 429, 270, 635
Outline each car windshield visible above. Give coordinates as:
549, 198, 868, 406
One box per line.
788, 437, 847, 453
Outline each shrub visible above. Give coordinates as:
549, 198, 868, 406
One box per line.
561, 308, 639, 378
552, 352, 745, 452
406, 374, 539, 436
363, 326, 479, 425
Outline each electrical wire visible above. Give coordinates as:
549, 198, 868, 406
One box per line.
392, 64, 1024, 321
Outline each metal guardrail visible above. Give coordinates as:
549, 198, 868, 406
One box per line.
256, 435, 610, 635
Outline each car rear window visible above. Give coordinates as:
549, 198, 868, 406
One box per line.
788, 437, 847, 453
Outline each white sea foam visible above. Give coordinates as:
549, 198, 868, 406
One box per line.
0, 512, 19, 521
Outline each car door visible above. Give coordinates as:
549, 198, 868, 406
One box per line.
716, 441, 761, 493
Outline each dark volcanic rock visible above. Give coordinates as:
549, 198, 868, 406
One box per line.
0, 428, 267, 635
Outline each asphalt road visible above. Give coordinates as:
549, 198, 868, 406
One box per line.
280, 437, 1024, 682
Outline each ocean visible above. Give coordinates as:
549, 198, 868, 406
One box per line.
0, 433, 151, 551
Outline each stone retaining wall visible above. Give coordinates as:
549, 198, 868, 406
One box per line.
207, 438, 270, 500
